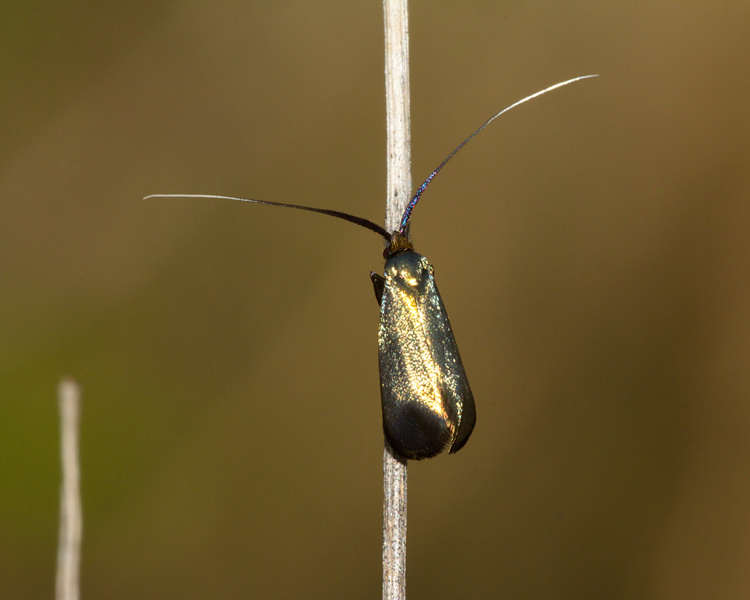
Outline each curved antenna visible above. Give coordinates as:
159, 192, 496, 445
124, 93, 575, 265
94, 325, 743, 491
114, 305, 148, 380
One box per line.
398, 74, 598, 233
144, 193, 392, 242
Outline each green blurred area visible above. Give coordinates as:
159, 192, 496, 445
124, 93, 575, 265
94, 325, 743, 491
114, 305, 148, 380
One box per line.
2, 1, 750, 599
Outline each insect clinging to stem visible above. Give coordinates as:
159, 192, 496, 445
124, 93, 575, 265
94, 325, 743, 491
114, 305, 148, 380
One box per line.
146, 74, 597, 460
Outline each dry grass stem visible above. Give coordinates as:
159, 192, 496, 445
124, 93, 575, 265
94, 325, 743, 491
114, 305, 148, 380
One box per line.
56, 378, 82, 600
382, 1, 410, 599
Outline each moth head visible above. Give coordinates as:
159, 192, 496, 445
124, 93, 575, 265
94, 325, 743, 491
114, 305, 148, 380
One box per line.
384, 231, 413, 259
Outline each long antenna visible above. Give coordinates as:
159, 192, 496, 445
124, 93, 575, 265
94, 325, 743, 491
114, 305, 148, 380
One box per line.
144, 193, 392, 242
146, 75, 597, 243
397, 74, 598, 233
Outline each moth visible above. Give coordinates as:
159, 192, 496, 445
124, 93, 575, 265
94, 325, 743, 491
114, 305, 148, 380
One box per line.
147, 75, 596, 460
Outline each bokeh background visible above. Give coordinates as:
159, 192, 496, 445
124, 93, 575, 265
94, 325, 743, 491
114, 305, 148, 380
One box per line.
3, 1, 750, 598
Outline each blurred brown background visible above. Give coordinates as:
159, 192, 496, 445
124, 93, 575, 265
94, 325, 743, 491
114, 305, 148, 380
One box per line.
2, 1, 749, 598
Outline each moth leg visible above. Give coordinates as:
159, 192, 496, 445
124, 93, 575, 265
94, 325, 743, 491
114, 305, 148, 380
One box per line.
370, 272, 385, 306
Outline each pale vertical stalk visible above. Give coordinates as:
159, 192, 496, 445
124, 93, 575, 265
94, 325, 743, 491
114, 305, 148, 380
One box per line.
56, 378, 82, 600
383, 0, 412, 231
382, 1, 410, 599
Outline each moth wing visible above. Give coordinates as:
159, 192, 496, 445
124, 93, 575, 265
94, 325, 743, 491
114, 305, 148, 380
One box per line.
378, 252, 475, 460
